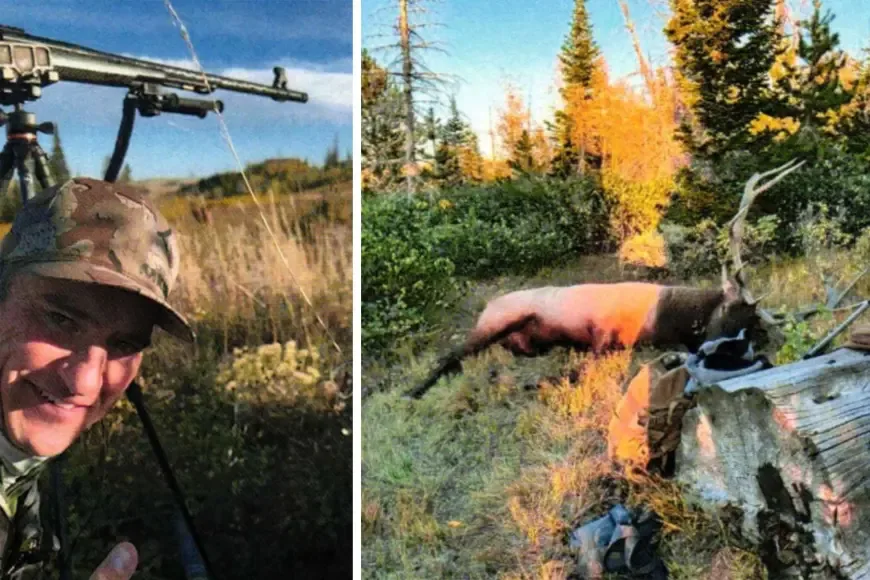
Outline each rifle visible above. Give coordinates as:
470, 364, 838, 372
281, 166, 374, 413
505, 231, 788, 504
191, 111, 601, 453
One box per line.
0, 23, 309, 580
0, 23, 307, 198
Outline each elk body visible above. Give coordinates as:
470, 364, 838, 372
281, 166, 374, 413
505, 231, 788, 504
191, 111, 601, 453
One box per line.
405, 278, 763, 399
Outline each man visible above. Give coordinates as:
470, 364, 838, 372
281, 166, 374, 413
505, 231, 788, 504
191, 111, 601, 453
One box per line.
0, 177, 193, 579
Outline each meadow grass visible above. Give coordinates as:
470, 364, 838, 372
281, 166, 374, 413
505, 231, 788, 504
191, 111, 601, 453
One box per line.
362, 251, 870, 579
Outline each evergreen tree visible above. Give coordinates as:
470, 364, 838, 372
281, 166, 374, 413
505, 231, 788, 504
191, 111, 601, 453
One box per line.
509, 130, 535, 175
362, 49, 388, 111
552, 0, 599, 175
361, 51, 405, 191
48, 128, 71, 184
421, 107, 440, 162
324, 134, 340, 169
775, 1, 853, 134
559, 0, 599, 87
548, 124, 579, 178
665, 0, 781, 158
434, 96, 471, 187
119, 164, 133, 183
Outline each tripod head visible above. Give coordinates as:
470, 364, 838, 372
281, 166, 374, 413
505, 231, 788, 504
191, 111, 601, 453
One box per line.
0, 107, 54, 136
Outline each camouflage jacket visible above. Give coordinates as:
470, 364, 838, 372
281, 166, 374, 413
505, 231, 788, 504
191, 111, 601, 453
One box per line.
0, 467, 57, 580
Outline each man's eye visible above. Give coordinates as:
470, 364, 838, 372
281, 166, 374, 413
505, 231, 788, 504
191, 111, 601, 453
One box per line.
109, 340, 146, 358
46, 311, 78, 332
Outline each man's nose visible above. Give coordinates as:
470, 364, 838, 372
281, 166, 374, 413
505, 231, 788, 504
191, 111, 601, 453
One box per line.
59, 346, 107, 399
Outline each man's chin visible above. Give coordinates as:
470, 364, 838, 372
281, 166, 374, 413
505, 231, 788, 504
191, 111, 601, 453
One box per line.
8, 421, 78, 458
19, 437, 72, 458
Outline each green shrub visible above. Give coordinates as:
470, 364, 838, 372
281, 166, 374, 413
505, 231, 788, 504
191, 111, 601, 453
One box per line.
661, 214, 780, 278
667, 147, 870, 253
361, 196, 458, 353
362, 177, 613, 354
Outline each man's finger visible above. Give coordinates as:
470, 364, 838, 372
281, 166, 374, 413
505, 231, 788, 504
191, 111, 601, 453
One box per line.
89, 541, 138, 580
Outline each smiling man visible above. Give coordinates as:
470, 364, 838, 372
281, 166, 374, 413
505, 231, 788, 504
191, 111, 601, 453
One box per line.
0, 177, 192, 579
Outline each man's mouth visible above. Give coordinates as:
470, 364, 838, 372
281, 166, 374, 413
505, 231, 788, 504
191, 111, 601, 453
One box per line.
31, 382, 76, 410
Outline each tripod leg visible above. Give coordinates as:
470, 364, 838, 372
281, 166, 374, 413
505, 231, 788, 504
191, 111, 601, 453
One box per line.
31, 141, 56, 190
105, 96, 138, 183
0, 143, 15, 199
12, 141, 34, 204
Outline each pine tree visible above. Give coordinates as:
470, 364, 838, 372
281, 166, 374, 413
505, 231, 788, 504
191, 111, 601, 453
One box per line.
777, 1, 852, 133
665, 0, 781, 158
48, 128, 71, 184
552, 0, 599, 175
548, 113, 579, 178
434, 96, 471, 187
119, 164, 132, 183
361, 51, 405, 192
421, 107, 440, 162
560, 0, 599, 87
509, 130, 535, 175
324, 134, 340, 169
362, 49, 388, 111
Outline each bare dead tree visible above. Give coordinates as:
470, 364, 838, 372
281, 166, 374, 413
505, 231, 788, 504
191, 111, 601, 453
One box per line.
616, 0, 656, 97
365, 0, 454, 196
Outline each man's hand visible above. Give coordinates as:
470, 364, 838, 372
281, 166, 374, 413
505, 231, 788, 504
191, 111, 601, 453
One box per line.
88, 542, 138, 580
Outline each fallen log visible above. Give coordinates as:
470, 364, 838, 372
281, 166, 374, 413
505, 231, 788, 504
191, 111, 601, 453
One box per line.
676, 347, 870, 579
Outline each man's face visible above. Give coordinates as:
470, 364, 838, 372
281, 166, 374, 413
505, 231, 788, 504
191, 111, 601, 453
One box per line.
0, 272, 157, 457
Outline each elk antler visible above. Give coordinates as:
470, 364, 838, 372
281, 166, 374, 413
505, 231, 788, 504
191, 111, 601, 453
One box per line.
725, 158, 806, 325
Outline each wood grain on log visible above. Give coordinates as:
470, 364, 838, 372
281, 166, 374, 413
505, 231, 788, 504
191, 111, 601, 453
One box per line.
676, 348, 870, 579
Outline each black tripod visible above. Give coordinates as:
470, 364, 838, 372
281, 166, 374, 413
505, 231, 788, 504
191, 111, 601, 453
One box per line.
0, 105, 56, 204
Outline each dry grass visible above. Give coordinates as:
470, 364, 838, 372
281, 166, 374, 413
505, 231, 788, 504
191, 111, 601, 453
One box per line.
158, 185, 352, 356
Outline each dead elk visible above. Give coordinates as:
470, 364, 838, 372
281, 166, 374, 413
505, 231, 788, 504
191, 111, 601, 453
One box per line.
404, 276, 766, 399
405, 159, 806, 400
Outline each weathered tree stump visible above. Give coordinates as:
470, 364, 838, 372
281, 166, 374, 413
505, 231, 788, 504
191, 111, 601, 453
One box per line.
676, 347, 870, 579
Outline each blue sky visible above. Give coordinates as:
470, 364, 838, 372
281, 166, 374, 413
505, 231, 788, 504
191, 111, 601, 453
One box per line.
1, 0, 352, 179
363, 0, 868, 156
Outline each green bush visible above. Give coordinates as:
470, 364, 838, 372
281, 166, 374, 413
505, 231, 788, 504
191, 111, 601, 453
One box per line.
362, 177, 612, 354
362, 196, 458, 353
667, 146, 870, 253
661, 214, 780, 279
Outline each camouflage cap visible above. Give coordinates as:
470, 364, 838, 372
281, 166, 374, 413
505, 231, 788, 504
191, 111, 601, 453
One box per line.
0, 178, 193, 342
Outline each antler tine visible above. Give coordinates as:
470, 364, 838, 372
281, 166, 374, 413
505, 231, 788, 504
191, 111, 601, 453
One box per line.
750, 158, 806, 198
726, 158, 805, 306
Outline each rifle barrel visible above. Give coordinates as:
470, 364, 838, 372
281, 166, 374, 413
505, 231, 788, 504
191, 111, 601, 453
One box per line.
0, 25, 308, 103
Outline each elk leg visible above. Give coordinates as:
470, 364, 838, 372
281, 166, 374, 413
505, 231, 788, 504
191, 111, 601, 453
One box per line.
503, 329, 536, 355
404, 349, 463, 399
404, 313, 538, 399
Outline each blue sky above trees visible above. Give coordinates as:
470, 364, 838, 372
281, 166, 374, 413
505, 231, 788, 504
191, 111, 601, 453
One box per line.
1, 0, 352, 179
363, 0, 868, 156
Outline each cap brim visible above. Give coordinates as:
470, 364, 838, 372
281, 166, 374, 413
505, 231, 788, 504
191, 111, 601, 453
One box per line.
14, 261, 195, 343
